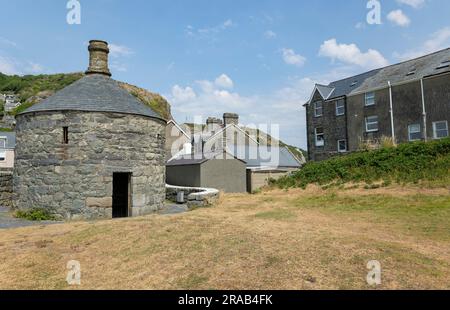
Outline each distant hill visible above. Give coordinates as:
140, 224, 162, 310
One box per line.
0, 72, 172, 119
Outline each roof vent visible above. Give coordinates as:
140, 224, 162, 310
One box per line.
350, 81, 357, 87
436, 60, 450, 70
406, 68, 416, 76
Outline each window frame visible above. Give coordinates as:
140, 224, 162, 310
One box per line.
433, 121, 449, 139
337, 139, 347, 153
335, 100, 345, 116
408, 124, 422, 141
364, 92, 376, 107
365, 116, 379, 133
315, 128, 325, 147
0, 137, 6, 149
63, 127, 69, 144
314, 101, 323, 117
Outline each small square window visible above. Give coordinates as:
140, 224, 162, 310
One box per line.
365, 92, 375, 106
336, 100, 345, 116
0, 138, 6, 149
338, 140, 347, 153
365, 116, 379, 132
433, 121, 449, 139
315, 128, 324, 147
408, 124, 422, 141
314, 101, 323, 117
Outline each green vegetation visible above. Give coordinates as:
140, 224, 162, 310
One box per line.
275, 138, 450, 189
0, 127, 13, 132
14, 209, 56, 221
0, 72, 84, 104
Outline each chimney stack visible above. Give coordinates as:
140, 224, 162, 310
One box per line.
223, 113, 239, 127
85, 40, 112, 77
206, 117, 223, 133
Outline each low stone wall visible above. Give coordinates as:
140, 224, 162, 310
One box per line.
166, 184, 220, 208
0, 170, 13, 208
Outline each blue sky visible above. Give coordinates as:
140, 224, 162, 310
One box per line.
1, 0, 450, 149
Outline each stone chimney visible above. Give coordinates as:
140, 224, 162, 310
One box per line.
85, 40, 112, 77
206, 117, 223, 133
223, 113, 239, 127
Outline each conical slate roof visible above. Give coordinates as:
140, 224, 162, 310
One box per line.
20, 74, 165, 120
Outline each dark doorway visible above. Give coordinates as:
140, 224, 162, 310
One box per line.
112, 173, 131, 218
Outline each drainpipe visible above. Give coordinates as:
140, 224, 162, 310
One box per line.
420, 79, 427, 141
388, 81, 396, 144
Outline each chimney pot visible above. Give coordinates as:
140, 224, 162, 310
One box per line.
85, 40, 112, 77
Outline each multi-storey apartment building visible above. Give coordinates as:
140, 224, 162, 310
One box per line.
304, 48, 450, 161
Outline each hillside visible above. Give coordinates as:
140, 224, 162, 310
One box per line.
276, 138, 450, 189
0, 72, 171, 119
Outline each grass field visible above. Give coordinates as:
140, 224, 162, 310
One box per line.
0, 185, 449, 290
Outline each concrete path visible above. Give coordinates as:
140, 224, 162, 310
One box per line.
0, 203, 189, 229
0, 207, 58, 229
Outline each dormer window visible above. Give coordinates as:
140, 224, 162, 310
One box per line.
365, 92, 375, 106
406, 68, 416, 76
314, 101, 323, 117
436, 60, 450, 70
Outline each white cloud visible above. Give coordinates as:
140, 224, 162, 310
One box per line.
0, 56, 19, 75
387, 10, 411, 27
27, 62, 44, 73
264, 30, 277, 39
0, 37, 17, 47
214, 74, 234, 89
281, 48, 306, 67
319, 38, 389, 70
109, 44, 134, 58
396, 0, 426, 9
171, 85, 197, 103
395, 27, 450, 60
186, 19, 235, 41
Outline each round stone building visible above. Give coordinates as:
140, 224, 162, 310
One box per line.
13, 40, 166, 220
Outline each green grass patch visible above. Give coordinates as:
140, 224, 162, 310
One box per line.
276, 138, 450, 189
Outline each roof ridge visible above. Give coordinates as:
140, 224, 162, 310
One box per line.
328, 47, 450, 86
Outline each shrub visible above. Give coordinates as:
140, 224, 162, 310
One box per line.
275, 138, 450, 189
15, 209, 56, 221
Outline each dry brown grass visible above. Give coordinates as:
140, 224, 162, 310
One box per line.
0, 185, 449, 290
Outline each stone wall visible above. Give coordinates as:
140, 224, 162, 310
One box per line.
0, 170, 13, 208
14, 111, 166, 220
166, 184, 220, 209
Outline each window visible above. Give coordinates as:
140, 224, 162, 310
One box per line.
365, 92, 375, 106
63, 127, 69, 144
433, 121, 449, 139
338, 140, 347, 153
314, 101, 323, 117
365, 116, 379, 132
0, 138, 6, 149
408, 124, 422, 141
336, 100, 345, 116
315, 128, 324, 147
406, 68, 416, 76
436, 61, 450, 70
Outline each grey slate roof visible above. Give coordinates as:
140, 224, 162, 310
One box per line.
316, 84, 335, 99
167, 151, 245, 166
21, 74, 165, 120
228, 145, 302, 169
308, 48, 450, 103
0, 132, 15, 149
